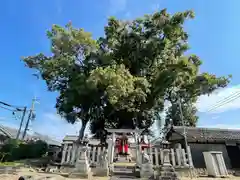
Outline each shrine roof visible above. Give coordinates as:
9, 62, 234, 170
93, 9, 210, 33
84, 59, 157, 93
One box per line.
167, 126, 240, 142
106, 128, 144, 134
62, 135, 135, 143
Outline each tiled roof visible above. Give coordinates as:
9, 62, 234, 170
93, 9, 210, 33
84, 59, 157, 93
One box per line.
63, 135, 136, 145
62, 135, 101, 145
32, 132, 61, 146
171, 126, 240, 142
0, 125, 61, 146
63, 135, 78, 142
0, 125, 32, 139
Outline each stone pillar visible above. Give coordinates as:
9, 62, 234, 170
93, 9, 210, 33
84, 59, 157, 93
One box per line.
71, 144, 77, 164
162, 149, 171, 166
111, 132, 116, 163
61, 144, 67, 165
133, 132, 141, 178
140, 151, 153, 178
158, 149, 180, 180
135, 132, 142, 166
109, 133, 115, 175
69, 145, 92, 179
107, 139, 113, 164
95, 149, 109, 176
66, 145, 72, 164
182, 148, 187, 166
186, 146, 193, 168
148, 138, 153, 163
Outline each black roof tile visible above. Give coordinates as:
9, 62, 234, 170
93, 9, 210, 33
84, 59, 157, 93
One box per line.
170, 126, 240, 142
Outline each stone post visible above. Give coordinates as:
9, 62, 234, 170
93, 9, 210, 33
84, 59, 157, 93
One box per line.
66, 145, 72, 164
69, 145, 92, 179
134, 133, 139, 164
140, 151, 154, 178
61, 144, 67, 165
162, 149, 171, 166
107, 139, 112, 164
158, 149, 180, 180
135, 131, 142, 166
186, 146, 193, 168
109, 132, 115, 175
71, 144, 77, 165
95, 149, 109, 176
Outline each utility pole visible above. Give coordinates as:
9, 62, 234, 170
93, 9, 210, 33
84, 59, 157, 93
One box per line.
178, 98, 188, 150
16, 106, 27, 140
22, 97, 38, 140
178, 96, 192, 179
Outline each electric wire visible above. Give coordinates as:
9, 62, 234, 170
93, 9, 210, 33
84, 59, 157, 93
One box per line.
206, 91, 240, 112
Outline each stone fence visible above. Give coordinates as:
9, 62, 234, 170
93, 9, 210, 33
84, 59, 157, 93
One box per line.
61, 144, 107, 166
142, 146, 193, 168
61, 143, 193, 169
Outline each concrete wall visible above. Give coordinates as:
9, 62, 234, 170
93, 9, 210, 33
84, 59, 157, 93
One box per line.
189, 143, 232, 169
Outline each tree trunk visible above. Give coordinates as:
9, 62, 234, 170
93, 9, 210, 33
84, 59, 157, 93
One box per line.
100, 130, 107, 145
77, 120, 87, 143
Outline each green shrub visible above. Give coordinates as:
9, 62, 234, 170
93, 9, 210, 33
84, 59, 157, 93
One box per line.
0, 139, 48, 162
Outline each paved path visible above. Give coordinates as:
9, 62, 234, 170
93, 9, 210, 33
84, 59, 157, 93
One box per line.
110, 155, 140, 180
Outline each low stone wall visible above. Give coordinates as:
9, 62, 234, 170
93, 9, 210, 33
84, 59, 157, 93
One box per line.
175, 168, 235, 177
155, 167, 208, 178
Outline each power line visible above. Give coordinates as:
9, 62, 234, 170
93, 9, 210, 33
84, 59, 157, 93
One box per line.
0, 101, 24, 109
207, 92, 240, 112
207, 91, 240, 112
0, 100, 31, 140
206, 91, 240, 111
0, 105, 17, 112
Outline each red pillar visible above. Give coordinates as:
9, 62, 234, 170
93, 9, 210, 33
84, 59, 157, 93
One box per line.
124, 143, 128, 154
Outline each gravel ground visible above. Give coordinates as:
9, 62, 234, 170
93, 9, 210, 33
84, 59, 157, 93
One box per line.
181, 176, 240, 180
0, 168, 240, 180
0, 174, 110, 180
0, 168, 110, 180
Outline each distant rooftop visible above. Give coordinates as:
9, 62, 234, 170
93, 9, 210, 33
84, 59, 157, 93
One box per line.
0, 125, 61, 146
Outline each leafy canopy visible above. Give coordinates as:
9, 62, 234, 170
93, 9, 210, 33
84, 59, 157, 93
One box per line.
22, 9, 230, 140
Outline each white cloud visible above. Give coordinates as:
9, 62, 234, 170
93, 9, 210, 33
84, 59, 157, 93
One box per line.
196, 85, 240, 114
108, 0, 127, 15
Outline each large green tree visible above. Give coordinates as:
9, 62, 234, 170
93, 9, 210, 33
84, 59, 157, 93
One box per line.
22, 9, 230, 141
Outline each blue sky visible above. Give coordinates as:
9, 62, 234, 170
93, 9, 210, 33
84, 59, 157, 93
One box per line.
0, 0, 240, 141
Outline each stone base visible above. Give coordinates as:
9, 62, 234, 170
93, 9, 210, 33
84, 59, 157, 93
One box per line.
140, 163, 154, 178
93, 167, 109, 176
69, 162, 92, 179
132, 165, 141, 178
69, 172, 92, 179
158, 165, 180, 180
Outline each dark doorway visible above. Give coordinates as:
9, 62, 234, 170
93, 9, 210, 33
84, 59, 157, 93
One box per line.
226, 146, 240, 169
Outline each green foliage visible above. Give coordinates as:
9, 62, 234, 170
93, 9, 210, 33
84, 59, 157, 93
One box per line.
87, 64, 151, 112
22, 9, 231, 140
0, 139, 48, 162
